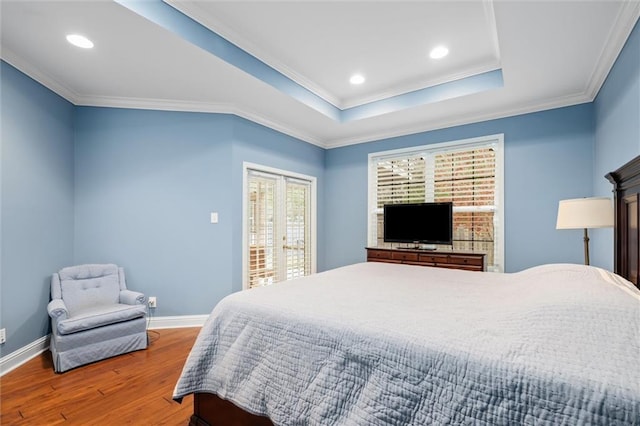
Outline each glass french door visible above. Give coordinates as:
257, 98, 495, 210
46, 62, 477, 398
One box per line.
245, 167, 314, 289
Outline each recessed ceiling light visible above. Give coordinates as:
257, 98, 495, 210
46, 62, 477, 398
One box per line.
429, 46, 449, 59
350, 74, 365, 85
66, 34, 94, 49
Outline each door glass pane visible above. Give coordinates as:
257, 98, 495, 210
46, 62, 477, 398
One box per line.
285, 179, 311, 280
248, 174, 277, 288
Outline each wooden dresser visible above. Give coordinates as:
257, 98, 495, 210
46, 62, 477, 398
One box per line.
366, 247, 487, 272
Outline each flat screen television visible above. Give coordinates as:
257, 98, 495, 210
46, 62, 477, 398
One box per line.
383, 202, 453, 245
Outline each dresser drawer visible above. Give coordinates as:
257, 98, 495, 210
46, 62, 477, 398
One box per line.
391, 251, 419, 262
448, 255, 484, 267
418, 253, 449, 264
367, 249, 392, 261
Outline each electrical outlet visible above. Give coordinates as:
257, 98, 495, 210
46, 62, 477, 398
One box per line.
0, 328, 6, 344
148, 297, 157, 308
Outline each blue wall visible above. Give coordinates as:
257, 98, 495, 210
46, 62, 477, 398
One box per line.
0, 62, 75, 356
73, 108, 235, 316
73, 108, 325, 316
324, 105, 595, 273
591, 19, 640, 269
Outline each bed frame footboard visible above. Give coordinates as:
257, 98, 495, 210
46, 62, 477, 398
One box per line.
190, 393, 274, 426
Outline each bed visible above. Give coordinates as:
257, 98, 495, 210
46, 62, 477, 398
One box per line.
174, 156, 640, 425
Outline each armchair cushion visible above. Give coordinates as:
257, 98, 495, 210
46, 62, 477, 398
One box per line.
58, 264, 120, 315
56, 303, 147, 335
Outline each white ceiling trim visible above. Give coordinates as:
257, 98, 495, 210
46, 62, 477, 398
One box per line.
1, 47, 81, 105
0, 47, 324, 147
229, 107, 325, 148
73, 95, 231, 112
483, 0, 502, 64
0, 46, 607, 151
585, 1, 640, 99
339, 63, 502, 109
71, 95, 327, 148
325, 92, 593, 149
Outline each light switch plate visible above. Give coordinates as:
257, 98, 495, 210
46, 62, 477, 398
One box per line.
210, 212, 219, 223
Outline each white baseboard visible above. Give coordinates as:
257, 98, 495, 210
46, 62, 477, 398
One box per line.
0, 315, 208, 377
0, 335, 50, 376
148, 314, 208, 329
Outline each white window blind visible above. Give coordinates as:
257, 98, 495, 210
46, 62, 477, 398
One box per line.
369, 136, 503, 271
377, 156, 427, 206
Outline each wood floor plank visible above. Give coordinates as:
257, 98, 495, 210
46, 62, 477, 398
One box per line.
1, 328, 200, 425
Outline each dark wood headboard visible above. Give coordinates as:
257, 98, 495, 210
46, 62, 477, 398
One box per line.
606, 155, 640, 288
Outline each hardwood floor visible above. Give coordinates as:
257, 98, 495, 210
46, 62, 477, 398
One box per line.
1, 328, 200, 425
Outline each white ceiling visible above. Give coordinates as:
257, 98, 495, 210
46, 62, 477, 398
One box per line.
1, 1, 639, 148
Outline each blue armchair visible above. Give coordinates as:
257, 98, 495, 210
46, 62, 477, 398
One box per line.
47, 264, 148, 372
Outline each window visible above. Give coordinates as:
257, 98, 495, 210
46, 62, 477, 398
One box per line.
368, 135, 504, 272
243, 163, 316, 289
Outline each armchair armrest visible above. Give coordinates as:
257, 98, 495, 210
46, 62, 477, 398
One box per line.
47, 299, 68, 320
120, 290, 146, 306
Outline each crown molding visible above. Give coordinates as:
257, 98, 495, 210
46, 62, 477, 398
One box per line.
586, 1, 640, 100
325, 91, 592, 149
483, 0, 502, 63
230, 106, 326, 148
340, 63, 502, 110
0, 48, 327, 147
0, 50, 597, 151
21, 76, 592, 151
74, 95, 230, 113
1, 47, 80, 104
78, 95, 326, 148
0, 55, 326, 149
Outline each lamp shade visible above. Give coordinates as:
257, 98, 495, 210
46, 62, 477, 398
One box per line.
556, 197, 614, 229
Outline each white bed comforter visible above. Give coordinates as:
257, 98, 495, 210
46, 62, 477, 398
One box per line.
173, 262, 640, 425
